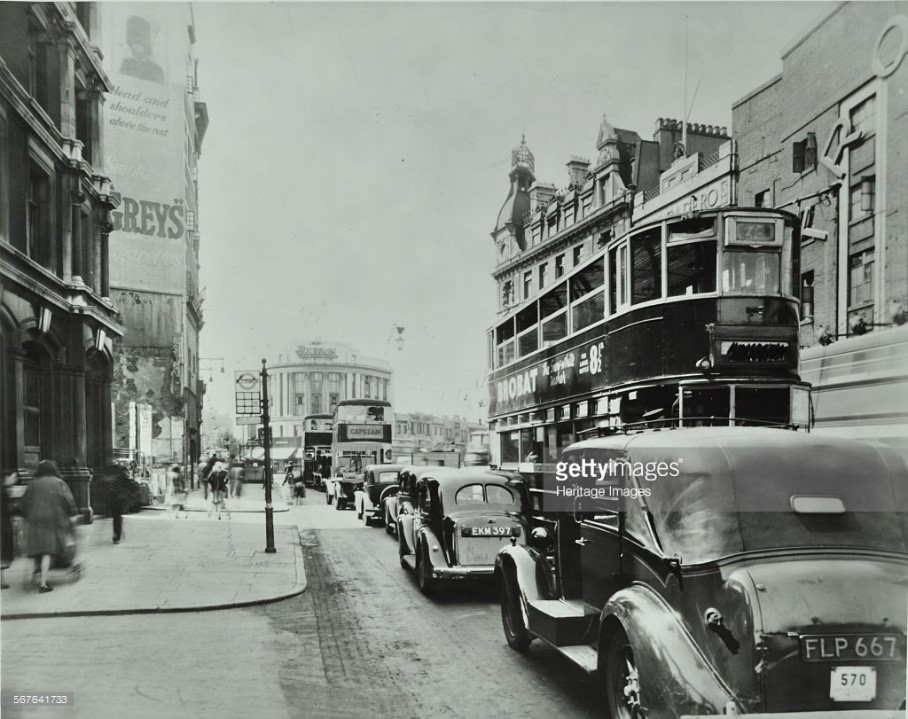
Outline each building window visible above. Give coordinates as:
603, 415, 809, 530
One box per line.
26, 162, 52, 266
75, 89, 93, 166
848, 250, 874, 308
754, 189, 769, 208
555, 254, 565, 278
523, 271, 532, 299
792, 132, 817, 173
311, 394, 322, 414
597, 231, 611, 250
801, 271, 814, 322
363, 376, 371, 399
501, 280, 514, 310
329, 392, 339, 412
538, 262, 547, 289
573, 244, 584, 266
23, 363, 41, 448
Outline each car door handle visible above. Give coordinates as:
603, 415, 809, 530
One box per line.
575, 538, 589, 546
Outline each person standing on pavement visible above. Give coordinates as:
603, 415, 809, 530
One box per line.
1, 470, 18, 590
167, 464, 188, 519
98, 464, 137, 544
207, 457, 229, 520
21, 460, 76, 593
227, 461, 244, 500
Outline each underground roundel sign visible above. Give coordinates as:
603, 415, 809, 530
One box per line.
235, 371, 260, 390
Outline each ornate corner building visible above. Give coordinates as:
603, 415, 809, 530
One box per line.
0, 2, 123, 508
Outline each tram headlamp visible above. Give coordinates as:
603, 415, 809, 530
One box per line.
695, 356, 713, 372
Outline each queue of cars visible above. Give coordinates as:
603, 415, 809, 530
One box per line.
347, 427, 908, 718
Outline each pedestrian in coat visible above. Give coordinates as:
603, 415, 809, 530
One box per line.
167, 464, 188, 519
207, 458, 229, 520
21, 460, 76, 593
227, 462, 244, 500
1, 470, 18, 590
96, 464, 139, 544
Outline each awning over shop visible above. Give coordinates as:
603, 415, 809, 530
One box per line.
269, 447, 298, 462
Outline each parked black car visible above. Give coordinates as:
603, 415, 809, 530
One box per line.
399, 467, 528, 596
497, 428, 908, 718
354, 464, 404, 526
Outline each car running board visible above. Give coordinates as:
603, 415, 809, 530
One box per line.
400, 554, 416, 571
523, 632, 599, 674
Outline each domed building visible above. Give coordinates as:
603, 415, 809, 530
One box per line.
237, 341, 393, 453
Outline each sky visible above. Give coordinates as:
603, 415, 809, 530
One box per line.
193, 0, 836, 426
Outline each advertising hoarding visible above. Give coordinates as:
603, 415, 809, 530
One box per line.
101, 3, 189, 295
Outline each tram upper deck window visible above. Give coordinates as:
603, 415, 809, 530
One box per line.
631, 228, 663, 304
540, 282, 568, 346
608, 244, 628, 313
570, 258, 605, 331
496, 318, 516, 366
667, 219, 717, 297
516, 304, 539, 357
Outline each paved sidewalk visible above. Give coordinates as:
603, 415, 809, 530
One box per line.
0, 515, 306, 620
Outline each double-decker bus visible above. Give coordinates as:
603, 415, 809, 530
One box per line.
302, 413, 333, 486
331, 399, 394, 477
487, 207, 811, 471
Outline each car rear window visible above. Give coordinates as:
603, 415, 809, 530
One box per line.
454, 483, 516, 505
455, 484, 485, 504
377, 472, 398, 483
486, 485, 515, 505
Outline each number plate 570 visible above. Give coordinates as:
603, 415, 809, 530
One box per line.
830, 666, 876, 702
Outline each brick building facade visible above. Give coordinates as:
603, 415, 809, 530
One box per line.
734, 2, 907, 346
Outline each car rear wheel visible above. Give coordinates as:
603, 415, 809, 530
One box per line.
416, 543, 435, 596
500, 571, 532, 652
604, 626, 643, 719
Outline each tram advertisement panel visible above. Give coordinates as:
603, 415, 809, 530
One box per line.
490, 335, 608, 416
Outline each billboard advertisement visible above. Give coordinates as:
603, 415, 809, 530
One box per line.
101, 3, 189, 295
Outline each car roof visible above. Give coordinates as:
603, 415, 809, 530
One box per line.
568, 427, 905, 513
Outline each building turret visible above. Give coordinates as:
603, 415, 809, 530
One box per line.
492, 136, 536, 250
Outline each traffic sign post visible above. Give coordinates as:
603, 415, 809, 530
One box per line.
260, 359, 276, 554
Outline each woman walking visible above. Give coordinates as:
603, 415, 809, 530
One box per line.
21, 461, 76, 593
207, 457, 229, 520
167, 464, 188, 519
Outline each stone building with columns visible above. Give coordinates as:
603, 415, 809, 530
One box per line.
238, 342, 393, 445
0, 2, 123, 510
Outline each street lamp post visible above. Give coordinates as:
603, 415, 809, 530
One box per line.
260, 359, 276, 553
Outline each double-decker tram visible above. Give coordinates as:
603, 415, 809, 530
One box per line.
331, 399, 394, 477
302, 413, 333, 483
487, 207, 811, 472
